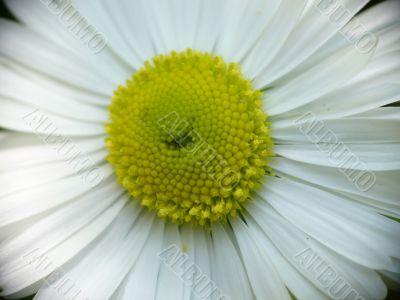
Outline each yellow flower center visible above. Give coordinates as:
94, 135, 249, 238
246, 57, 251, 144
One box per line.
106, 49, 273, 226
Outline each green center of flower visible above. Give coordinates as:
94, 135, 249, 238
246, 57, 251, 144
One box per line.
106, 49, 273, 226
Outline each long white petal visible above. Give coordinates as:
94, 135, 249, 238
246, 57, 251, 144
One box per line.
246, 200, 389, 300
256, 176, 400, 270
210, 224, 253, 300
255, 0, 370, 87
264, 44, 373, 116
231, 217, 291, 300
275, 143, 400, 171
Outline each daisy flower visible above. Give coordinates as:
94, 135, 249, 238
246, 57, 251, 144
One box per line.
0, 0, 399, 299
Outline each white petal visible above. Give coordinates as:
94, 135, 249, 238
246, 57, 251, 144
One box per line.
0, 168, 113, 229
155, 223, 184, 300
0, 180, 124, 265
275, 143, 400, 171
0, 185, 128, 297
32, 200, 140, 300
256, 176, 400, 270
0, 134, 105, 170
0, 97, 105, 135
152, 0, 201, 52
269, 157, 399, 207
97, 0, 157, 64
242, 0, 307, 82
0, 56, 111, 107
0, 19, 114, 95
210, 224, 253, 300
144, 0, 179, 53
351, 50, 400, 85
335, 191, 400, 219
246, 199, 389, 299
352, 107, 400, 119
0, 67, 107, 123
357, 0, 400, 34
69, 0, 146, 69
191, 228, 213, 300
269, 0, 400, 88
179, 226, 195, 300
192, 0, 226, 53
263, 44, 373, 116
214, 0, 280, 63
4, 0, 130, 87
243, 212, 329, 300
0, 151, 107, 197
111, 218, 165, 300
272, 50, 400, 125
375, 23, 400, 57
272, 117, 400, 143
255, 0, 369, 87
75, 213, 155, 299
231, 217, 291, 300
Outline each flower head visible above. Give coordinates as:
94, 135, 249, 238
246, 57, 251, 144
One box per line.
0, 1, 399, 300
